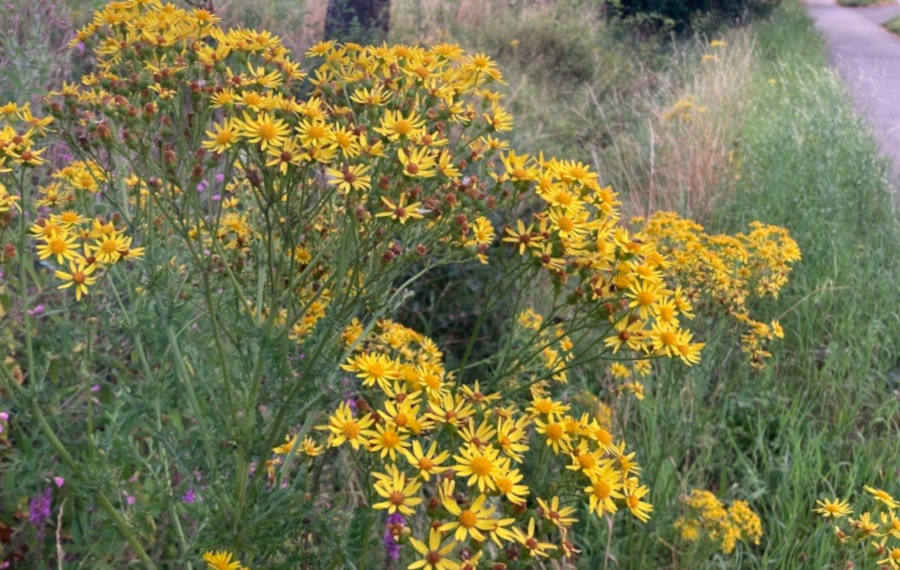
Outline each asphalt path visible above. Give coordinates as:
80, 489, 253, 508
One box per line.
806, 0, 900, 182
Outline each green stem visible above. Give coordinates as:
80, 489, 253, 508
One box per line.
164, 324, 216, 463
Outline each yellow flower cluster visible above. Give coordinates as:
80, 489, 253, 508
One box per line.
816, 486, 900, 568
38, 0, 523, 336
675, 489, 763, 554
271, 318, 653, 566
661, 95, 707, 123
493, 153, 713, 379
0, 102, 51, 168
640, 211, 801, 368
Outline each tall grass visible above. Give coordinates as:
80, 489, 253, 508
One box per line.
0, 0, 75, 104
613, 1, 900, 566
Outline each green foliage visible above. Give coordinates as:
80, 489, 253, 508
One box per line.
614, 0, 782, 32
885, 15, 900, 36
837, 0, 883, 6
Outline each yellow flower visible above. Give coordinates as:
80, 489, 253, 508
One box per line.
453, 444, 500, 492
301, 437, 324, 457
566, 440, 602, 476
91, 233, 128, 264
375, 109, 425, 141
367, 422, 410, 460
372, 469, 422, 516
238, 111, 290, 150
537, 496, 577, 529
408, 528, 459, 570
54, 259, 98, 301
403, 440, 449, 481
295, 118, 334, 148
202, 550, 243, 570
584, 464, 624, 517
526, 394, 569, 417
624, 480, 653, 522
397, 147, 437, 178
439, 490, 496, 542
626, 279, 665, 319
376, 193, 424, 224
495, 417, 529, 463
272, 434, 298, 455
350, 85, 391, 107
341, 353, 399, 390
437, 149, 460, 179
427, 394, 475, 428
458, 418, 496, 448
865, 486, 899, 509
321, 401, 375, 450
534, 415, 571, 454
265, 137, 307, 174
492, 461, 529, 505
502, 220, 542, 255
37, 231, 80, 265
814, 497, 852, 519
513, 518, 556, 558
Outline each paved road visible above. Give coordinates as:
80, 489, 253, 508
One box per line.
806, 0, 900, 182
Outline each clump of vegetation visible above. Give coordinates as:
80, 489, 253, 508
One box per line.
885, 15, 900, 36
837, 0, 884, 6
0, 1, 802, 567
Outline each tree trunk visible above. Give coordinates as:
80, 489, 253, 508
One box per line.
324, 0, 391, 44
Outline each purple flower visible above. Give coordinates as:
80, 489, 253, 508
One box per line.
27, 305, 44, 317
125, 494, 136, 506
181, 486, 200, 504
53, 476, 65, 488
383, 513, 406, 562
29, 486, 53, 532
196, 180, 209, 193
215, 173, 225, 184
91, 384, 101, 393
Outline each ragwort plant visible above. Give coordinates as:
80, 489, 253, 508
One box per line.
0, 1, 800, 567
815, 487, 900, 568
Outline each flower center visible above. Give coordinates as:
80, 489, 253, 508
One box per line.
49, 237, 67, 254
394, 120, 411, 135
342, 420, 360, 439
459, 509, 477, 528
381, 430, 399, 448
545, 423, 563, 440
593, 480, 611, 499
636, 290, 655, 306
258, 122, 276, 141
470, 456, 492, 476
